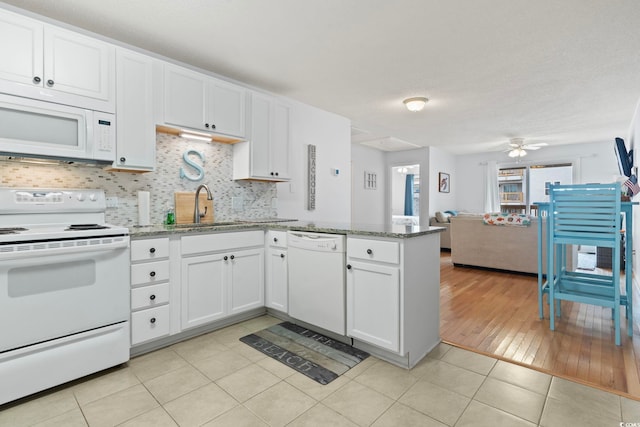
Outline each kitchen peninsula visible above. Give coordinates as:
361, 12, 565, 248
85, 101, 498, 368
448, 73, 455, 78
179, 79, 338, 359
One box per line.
129, 221, 443, 369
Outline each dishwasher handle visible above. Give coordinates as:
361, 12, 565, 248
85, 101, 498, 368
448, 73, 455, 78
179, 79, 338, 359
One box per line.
287, 231, 346, 252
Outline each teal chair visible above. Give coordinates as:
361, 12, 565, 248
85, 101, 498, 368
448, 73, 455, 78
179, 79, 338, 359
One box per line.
547, 183, 625, 345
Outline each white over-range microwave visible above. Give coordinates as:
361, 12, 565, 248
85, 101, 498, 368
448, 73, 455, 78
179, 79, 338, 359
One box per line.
0, 93, 115, 163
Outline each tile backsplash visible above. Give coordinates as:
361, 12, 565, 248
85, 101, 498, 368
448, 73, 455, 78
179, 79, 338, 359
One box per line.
0, 132, 276, 226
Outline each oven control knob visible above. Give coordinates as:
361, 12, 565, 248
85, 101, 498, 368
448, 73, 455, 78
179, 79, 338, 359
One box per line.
77, 193, 85, 202
89, 193, 97, 201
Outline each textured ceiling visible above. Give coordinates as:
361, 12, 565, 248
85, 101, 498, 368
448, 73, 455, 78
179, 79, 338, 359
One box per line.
4, 0, 640, 154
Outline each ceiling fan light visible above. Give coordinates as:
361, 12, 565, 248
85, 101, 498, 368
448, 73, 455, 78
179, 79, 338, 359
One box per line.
508, 148, 527, 157
403, 97, 428, 112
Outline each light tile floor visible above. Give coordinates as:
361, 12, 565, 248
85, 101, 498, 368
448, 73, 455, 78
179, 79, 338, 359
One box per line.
2, 315, 639, 426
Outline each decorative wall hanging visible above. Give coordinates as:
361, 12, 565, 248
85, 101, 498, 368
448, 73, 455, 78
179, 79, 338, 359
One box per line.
308, 144, 316, 210
439, 172, 450, 193
364, 171, 377, 190
180, 149, 205, 181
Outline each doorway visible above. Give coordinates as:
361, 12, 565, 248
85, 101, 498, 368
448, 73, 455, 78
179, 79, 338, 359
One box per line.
390, 164, 420, 225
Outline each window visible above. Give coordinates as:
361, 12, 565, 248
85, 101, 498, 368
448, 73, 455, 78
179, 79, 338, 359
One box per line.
499, 163, 573, 215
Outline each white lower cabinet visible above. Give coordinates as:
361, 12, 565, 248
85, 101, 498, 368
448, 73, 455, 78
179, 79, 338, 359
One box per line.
181, 231, 264, 331
346, 234, 440, 368
265, 230, 288, 312
346, 261, 400, 352
181, 253, 227, 329
130, 230, 439, 369
131, 305, 170, 345
229, 248, 265, 315
130, 237, 171, 345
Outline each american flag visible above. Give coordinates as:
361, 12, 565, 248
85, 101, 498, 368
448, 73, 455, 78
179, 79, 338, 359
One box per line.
624, 177, 640, 196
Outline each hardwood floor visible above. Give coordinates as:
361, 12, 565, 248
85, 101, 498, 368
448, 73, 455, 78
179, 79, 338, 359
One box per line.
439, 251, 640, 399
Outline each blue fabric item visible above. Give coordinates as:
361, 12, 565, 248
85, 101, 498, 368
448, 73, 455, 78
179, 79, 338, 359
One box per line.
444, 210, 458, 216
404, 174, 414, 216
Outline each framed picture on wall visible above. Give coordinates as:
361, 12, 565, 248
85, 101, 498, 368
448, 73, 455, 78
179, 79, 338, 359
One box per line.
439, 172, 450, 193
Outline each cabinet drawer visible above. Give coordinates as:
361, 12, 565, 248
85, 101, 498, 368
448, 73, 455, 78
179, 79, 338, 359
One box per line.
131, 260, 170, 285
182, 230, 263, 255
347, 238, 400, 264
131, 305, 170, 345
267, 230, 287, 248
131, 283, 170, 310
131, 238, 169, 261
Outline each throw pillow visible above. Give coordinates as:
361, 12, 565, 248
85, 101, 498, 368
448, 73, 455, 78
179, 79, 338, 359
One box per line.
482, 212, 531, 226
435, 211, 451, 223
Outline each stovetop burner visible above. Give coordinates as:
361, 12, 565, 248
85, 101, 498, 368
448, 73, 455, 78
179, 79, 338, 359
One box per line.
0, 227, 27, 235
66, 224, 110, 231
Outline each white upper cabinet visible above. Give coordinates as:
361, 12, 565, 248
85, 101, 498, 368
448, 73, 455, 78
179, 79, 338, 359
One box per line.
233, 91, 291, 181
0, 10, 42, 86
271, 101, 291, 179
209, 80, 246, 138
112, 48, 155, 172
163, 64, 245, 138
0, 9, 115, 112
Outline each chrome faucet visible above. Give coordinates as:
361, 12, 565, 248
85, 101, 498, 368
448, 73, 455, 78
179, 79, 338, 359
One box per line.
194, 184, 213, 224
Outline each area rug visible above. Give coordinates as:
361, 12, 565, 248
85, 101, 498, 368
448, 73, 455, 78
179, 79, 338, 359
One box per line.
239, 321, 369, 385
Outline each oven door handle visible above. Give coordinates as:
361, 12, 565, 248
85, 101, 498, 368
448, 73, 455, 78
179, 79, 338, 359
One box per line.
0, 238, 129, 261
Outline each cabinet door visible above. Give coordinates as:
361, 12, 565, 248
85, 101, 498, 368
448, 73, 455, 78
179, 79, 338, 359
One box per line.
266, 248, 288, 312
0, 11, 43, 86
181, 253, 226, 330
346, 261, 400, 352
44, 26, 113, 101
271, 101, 290, 179
115, 49, 155, 171
228, 248, 264, 315
164, 65, 208, 131
208, 80, 245, 138
248, 92, 272, 178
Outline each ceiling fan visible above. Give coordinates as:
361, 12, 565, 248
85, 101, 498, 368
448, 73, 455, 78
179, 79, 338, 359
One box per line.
506, 138, 548, 158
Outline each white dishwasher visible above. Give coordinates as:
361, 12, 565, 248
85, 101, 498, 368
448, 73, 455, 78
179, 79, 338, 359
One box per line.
287, 231, 346, 335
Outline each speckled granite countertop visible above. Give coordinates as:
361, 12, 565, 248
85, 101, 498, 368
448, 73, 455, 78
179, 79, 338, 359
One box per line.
128, 219, 445, 239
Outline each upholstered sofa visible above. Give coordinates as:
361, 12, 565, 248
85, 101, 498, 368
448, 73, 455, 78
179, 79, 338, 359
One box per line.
449, 214, 572, 274
429, 216, 451, 250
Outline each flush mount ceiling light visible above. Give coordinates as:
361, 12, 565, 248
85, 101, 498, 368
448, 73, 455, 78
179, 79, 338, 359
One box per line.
403, 97, 428, 112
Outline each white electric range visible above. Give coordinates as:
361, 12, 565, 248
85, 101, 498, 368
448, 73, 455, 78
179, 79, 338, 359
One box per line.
0, 188, 131, 405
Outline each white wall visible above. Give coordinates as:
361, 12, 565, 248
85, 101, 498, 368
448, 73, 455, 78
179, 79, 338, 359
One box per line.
428, 146, 457, 216
454, 141, 621, 213
351, 144, 386, 224
276, 101, 351, 223
628, 98, 640, 290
